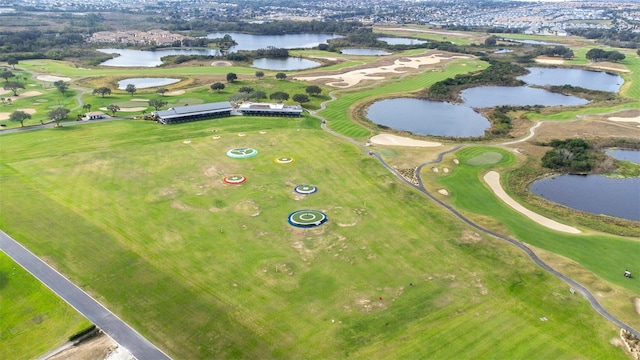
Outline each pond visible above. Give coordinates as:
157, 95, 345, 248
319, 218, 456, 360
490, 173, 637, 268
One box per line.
607, 149, 640, 164
377, 37, 428, 45
494, 49, 513, 54
98, 48, 221, 67
505, 39, 566, 46
206, 32, 341, 51
117, 78, 180, 89
366, 98, 491, 137
530, 174, 640, 221
340, 48, 391, 56
518, 67, 624, 92
252, 57, 320, 71
461, 86, 589, 108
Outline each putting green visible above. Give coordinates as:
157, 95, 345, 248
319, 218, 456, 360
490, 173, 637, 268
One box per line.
226, 147, 258, 158
274, 156, 295, 164
466, 151, 503, 166
288, 210, 328, 227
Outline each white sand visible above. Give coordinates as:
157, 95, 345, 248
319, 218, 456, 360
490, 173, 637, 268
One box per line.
535, 58, 565, 65
608, 115, 640, 127
0, 108, 36, 121
211, 61, 232, 66
295, 53, 470, 88
370, 133, 442, 147
437, 189, 449, 196
99, 107, 147, 112
484, 171, 581, 234
36, 75, 71, 82
165, 90, 185, 96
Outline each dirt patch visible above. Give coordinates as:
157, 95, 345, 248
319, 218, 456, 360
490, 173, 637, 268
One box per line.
46, 332, 133, 360
484, 171, 581, 234
37, 75, 72, 82
370, 133, 441, 147
635, 297, 640, 315
0, 108, 36, 121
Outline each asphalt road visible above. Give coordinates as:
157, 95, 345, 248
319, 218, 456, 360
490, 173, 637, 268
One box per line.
0, 230, 172, 360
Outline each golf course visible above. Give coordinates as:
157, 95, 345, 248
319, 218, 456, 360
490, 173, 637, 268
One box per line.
1, 26, 639, 359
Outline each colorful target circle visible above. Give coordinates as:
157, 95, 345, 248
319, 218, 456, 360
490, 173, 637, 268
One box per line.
223, 175, 247, 184
288, 210, 328, 228
294, 185, 318, 194
227, 147, 258, 159
274, 156, 295, 164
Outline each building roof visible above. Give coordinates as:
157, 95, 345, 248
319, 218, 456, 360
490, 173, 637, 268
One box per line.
155, 102, 232, 119
237, 102, 302, 112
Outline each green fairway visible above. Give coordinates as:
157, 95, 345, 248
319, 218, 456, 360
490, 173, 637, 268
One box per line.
0, 118, 630, 359
0, 252, 90, 360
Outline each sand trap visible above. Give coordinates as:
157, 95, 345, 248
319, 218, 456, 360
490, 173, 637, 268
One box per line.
634, 298, 640, 315
165, 90, 185, 96
36, 75, 71, 82
309, 56, 339, 61
295, 53, 470, 88
0, 108, 36, 121
0, 89, 10, 95
484, 171, 581, 234
432, 167, 439, 173
211, 61, 232, 66
99, 107, 147, 112
370, 133, 442, 147
535, 58, 565, 65
437, 188, 449, 196
2, 90, 42, 100
608, 115, 640, 127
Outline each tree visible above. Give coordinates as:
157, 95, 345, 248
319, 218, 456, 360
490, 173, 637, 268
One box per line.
238, 86, 254, 93
292, 94, 309, 104
255, 71, 264, 80
156, 88, 168, 96
48, 107, 70, 127
484, 36, 498, 47
608, 51, 626, 62
93, 87, 111, 97
7, 57, 18, 70
637, 49, 640, 56
107, 104, 120, 116
149, 98, 168, 111
9, 110, 31, 127
305, 85, 322, 96
3, 81, 24, 96
0, 69, 13, 81
125, 84, 136, 96
53, 80, 69, 95
226, 72, 237, 83
269, 91, 289, 102
249, 90, 267, 101
228, 92, 250, 103
211, 82, 225, 93
275, 72, 287, 80
82, 103, 92, 112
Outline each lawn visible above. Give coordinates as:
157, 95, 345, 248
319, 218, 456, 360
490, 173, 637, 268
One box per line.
0, 118, 630, 359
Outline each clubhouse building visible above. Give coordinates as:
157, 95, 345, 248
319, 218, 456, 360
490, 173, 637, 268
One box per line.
154, 101, 303, 124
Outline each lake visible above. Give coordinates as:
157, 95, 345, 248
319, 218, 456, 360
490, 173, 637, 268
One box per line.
206, 32, 341, 51
118, 78, 180, 89
366, 98, 490, 137
518, 67, 624, 92
530, 175, 640, 221
340, 48, 391, 56
378, 37, 428, 45
98, 48, 221, 67
252, 57, 320, 71
461, 86, 589, 108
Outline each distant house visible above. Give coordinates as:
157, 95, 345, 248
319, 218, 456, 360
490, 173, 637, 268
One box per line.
84, 111, 108, 120
237, 102, 303, 117
154, 102, 233, 124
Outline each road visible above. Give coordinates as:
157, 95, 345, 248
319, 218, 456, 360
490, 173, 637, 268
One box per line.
0, 230, 172, 360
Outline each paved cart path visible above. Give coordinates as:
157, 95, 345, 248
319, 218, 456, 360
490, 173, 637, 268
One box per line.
0, 230, 172, 360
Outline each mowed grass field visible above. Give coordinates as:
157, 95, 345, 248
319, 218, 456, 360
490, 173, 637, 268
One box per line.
0, 252, 90, 359
0, 117, 630, 359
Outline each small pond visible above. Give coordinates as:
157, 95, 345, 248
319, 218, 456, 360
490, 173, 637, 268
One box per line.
340, 48, 391, 56
461, 86, 589, 108
366, 98, 490, 137
206, 32, 341, 51
118, 78, 180, 89
252, 57, 320, 71
98, 48, 221, 67
518, 67, 624, 92
494, 49, 513, 54
378, 37, 428, 45
505, 39, 566, 46
530, 175, 640, 221
607, 149, 640, 164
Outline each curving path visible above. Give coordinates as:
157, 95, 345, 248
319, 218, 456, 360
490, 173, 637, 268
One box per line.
0, 230, 172, 360
311, 93, 640, 338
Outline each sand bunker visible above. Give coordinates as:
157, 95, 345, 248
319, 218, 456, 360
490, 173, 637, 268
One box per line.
535, 58, 565, 65
0, 108, 36, 121
99, 107, 147, 113
484, 171, 581, 234
36, 75, 71, 82
608, 115, 640, 127
370, 133, 442, 147
437, 189, 449, 196
295, 53, 470, 88
165, 90, 185, 96
211, 61, 232, 66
